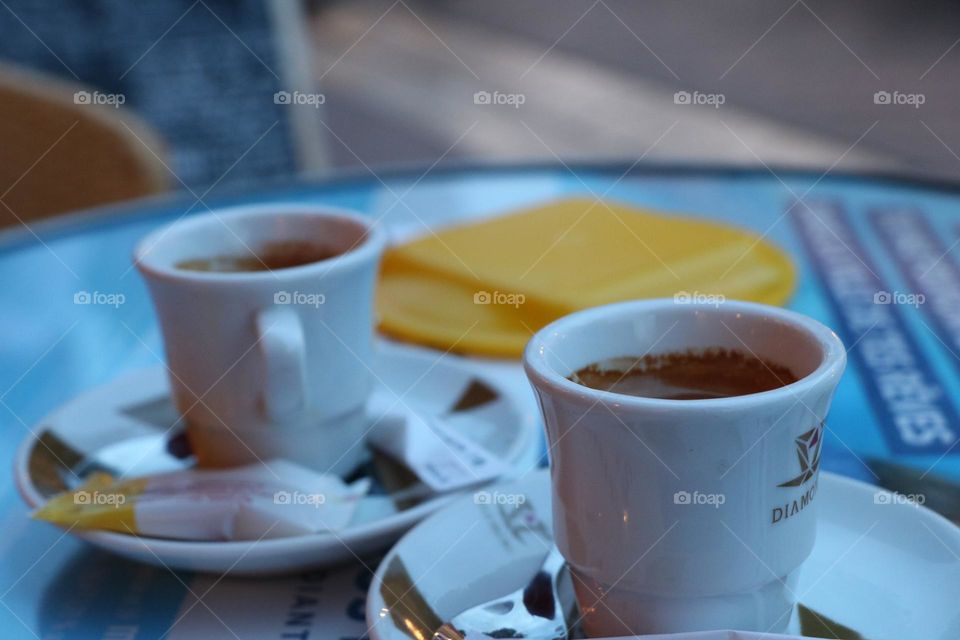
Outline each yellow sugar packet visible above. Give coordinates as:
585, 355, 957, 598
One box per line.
33, 460, 370, 541
34, 471, 142, 533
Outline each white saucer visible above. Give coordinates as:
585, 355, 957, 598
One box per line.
366, 469, 960, 640
14, 343, 540, 575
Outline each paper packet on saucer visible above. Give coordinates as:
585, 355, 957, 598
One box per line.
367, 407, 508, 494
32, 460, 370, 541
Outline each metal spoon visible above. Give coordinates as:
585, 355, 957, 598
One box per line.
433, 546, 573, 640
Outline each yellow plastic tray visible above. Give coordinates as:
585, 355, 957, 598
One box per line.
377, 198, 795, 357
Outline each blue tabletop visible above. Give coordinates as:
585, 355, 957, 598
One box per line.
2, 163, 960, 638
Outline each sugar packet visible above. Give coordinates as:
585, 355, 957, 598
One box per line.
367, 408, 508, 494
33, 460, 369, 541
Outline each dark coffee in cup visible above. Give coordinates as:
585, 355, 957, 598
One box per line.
176, 240, 343, 273
571, 348, 797, 400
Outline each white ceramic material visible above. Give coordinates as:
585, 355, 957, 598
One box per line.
15, 343, 541, 574
134, 204, 386, 473
523, 300, 847, 636
367, 470, 960, 640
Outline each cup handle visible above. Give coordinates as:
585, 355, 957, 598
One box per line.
255, 306, 308, 422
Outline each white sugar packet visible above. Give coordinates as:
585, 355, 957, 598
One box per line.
367, 405, 508, 494
135, 460, 370, 540
35, 459, 370, 541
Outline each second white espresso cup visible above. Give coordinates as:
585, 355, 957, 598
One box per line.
135, 203, 386, 475
524, 299, 846, 636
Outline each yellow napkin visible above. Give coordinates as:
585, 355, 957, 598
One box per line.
377, 198, 795, 357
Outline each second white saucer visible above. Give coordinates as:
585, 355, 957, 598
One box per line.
15, 343, 541, 575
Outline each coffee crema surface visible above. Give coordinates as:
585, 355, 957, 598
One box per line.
175, 240, 342, 272
570, 348, 798, 400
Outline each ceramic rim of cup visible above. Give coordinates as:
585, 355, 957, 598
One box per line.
523, 298, 846, 412
133, 202, 387, 284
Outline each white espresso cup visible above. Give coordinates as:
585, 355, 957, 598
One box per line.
135, 203, 386, 475
523, 299, 846, 636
